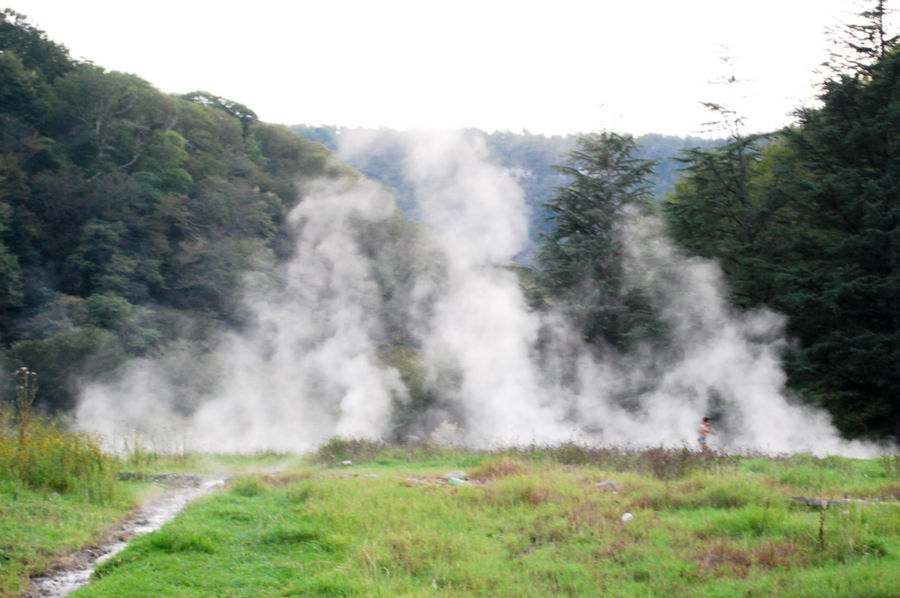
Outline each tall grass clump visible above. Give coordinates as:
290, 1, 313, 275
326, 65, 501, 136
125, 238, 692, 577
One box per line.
0, 368, 117, 501
0, 370, 132, 595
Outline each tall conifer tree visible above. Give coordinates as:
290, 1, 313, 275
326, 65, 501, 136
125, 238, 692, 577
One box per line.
778, 1, 900, 438
535, 132, 660, 350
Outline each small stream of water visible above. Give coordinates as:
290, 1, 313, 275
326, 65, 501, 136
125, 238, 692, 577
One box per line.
25, 476, 226, 598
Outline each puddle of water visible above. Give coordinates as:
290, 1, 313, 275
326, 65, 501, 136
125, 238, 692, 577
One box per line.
26, 477, 225, 598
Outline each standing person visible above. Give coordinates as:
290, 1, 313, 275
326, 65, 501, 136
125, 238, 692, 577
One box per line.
698, 417, 712, 452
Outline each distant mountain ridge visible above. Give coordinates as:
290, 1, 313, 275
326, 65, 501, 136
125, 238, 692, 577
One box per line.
291, 126, 722, 254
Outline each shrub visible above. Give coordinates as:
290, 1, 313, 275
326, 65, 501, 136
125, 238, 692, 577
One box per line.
0, 404, 116, 501
469, 456, 533, 480
312, 436, 388, 464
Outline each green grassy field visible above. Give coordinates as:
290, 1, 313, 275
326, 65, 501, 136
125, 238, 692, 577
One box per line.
35, 441, 899, 598
2, 422, 899, 597
0, 408, 301, 597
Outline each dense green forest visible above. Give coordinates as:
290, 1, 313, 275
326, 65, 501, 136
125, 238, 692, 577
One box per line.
533, 3, 899, 440
0, 4, 896, 443
678, 2, 899, 439
0, 9, 365, 412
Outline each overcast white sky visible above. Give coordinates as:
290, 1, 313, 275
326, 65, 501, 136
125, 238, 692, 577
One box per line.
11, 0, 873, 136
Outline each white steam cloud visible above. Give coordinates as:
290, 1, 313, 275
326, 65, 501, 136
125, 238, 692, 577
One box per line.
79, 179, 407, 453
398, 131, 574, 446
76, 129, 882, 457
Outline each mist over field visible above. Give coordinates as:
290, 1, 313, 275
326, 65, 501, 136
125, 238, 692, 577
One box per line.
76, 130, 881, 458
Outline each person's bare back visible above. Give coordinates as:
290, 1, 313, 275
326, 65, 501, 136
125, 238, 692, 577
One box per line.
698, 417, 712, 452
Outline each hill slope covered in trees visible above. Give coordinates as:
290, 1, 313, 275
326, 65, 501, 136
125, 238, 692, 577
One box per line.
0, 10, 370, 411
0, 5, 896, 445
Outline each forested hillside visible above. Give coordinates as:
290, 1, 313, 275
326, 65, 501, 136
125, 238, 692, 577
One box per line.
0, 5, 896, 444
0, 10, 361, 411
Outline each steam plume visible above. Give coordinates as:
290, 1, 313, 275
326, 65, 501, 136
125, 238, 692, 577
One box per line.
79, 179, 407, 453
75, 129, 883, 457
398, 130, 574, 446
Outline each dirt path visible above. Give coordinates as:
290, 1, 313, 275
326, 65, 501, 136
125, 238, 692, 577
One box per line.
22, 475, 226, 598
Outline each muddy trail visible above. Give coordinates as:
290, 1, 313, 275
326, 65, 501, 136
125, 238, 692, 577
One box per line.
22, 475, 227, 598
